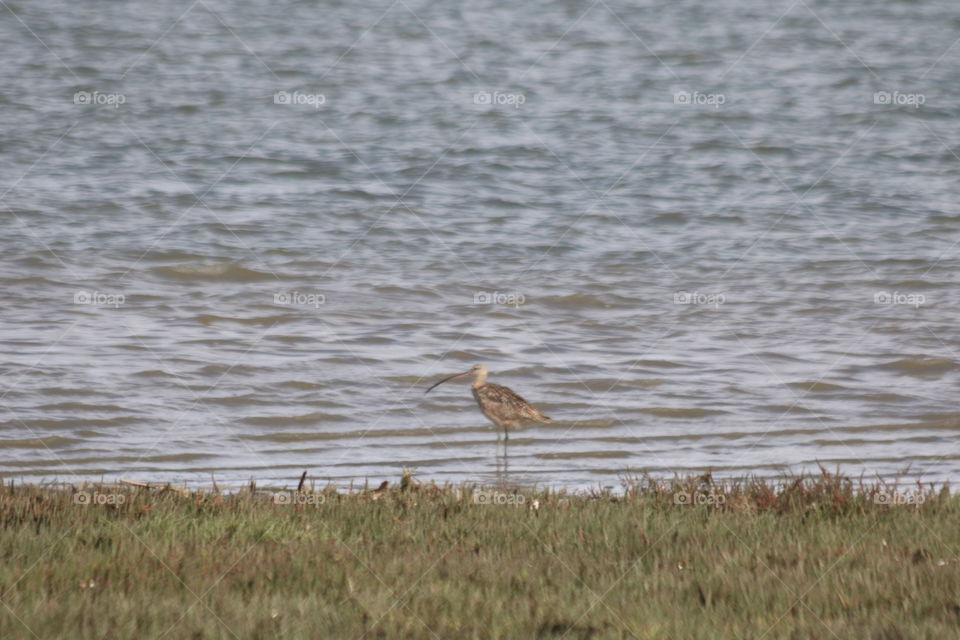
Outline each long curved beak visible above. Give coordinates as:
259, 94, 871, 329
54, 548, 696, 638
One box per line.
424, 370, 471, 394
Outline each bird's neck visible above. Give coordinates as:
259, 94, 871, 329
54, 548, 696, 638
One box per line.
472, 371, 487, 388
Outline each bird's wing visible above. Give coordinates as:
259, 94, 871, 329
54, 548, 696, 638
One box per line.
476, 383, 551, 422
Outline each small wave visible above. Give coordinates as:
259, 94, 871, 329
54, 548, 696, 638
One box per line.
133, 369, 180, 378
548, 378, 664, 392
241, 412, 351, 426
57, 452, 215, 465
354, 335, 397, 345
1, 417, 137, 429
750, 352, 812, 363
811, 435, 944, 447
327, 187, 387, 200
636, 407, 726, 418
874, 280, 941, 290
702, 214, 745, 224
651, 212, 687, 225
335, 455, 486, 468
372, 285, 442, 298
275, 380, 324, 390
268, 335, 316, 344
125, 250, 209, 263
152, 263, 278, 282
240, 424, 474, 442
750, 144, 793, 155
631, 359, 687, 369
1, 276, 68, 286
427, 351, 482, 362
539, 293, 609, 308
195, 364, 265, 377
197, 314, 299, 326
786, 381, 848, 393
37, 402, 131, 412
534, 418, 619, 429
535, 450, 632, 460
877, 357, 956, 377
804, 420, 959, 434
916, 413, 960, 425
203, 393, 269, 406
929, 213, 960, 223
500, 365, 571, 376
759, 405, 818, 415
850, 392, 913, 402
38, 387, 103, 396
385, 375, 434, 385
141, 453, 214, 463
0, 436, 80, 448
595, 430, 755, 444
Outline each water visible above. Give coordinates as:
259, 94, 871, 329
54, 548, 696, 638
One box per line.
2, 0, 959, 489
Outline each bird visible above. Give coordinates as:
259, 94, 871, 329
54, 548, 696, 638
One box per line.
424, 364, 552, 439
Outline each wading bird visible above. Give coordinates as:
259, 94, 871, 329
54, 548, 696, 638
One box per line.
425, 364, 552, 439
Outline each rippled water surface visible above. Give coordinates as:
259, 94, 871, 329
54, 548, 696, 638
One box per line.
2, 0, 960, 488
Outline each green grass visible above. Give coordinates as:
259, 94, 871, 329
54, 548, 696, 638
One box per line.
0, 471, 957, 639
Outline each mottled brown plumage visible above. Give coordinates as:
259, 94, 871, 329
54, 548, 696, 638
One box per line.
425, 364, 552, 438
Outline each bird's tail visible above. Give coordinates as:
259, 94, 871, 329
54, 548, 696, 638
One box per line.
522, 407, 552, 423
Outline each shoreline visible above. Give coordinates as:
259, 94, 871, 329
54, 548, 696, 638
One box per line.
6, 466, 950, 497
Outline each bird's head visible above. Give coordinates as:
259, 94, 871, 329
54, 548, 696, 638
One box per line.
425, 363, 487, 394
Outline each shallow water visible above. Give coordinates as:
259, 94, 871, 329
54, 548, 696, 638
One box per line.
2, 0, 959, 489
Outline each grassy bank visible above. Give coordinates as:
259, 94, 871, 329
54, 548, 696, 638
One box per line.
0, 471, 957, 639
